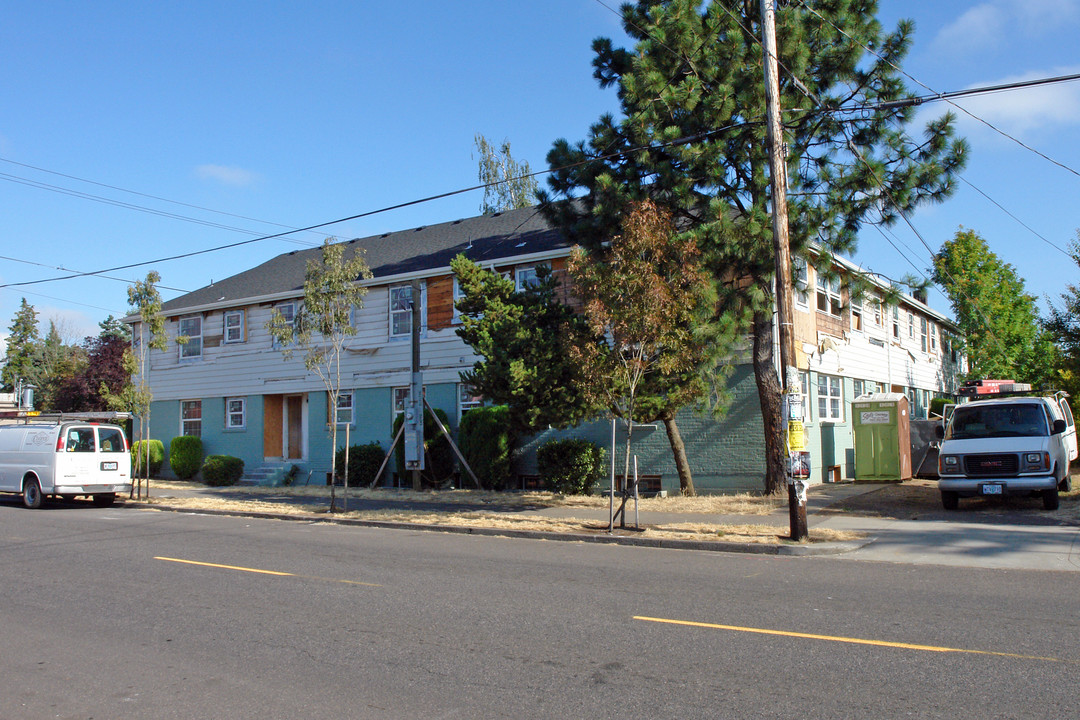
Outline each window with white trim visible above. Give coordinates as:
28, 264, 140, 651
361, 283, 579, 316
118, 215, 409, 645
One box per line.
908, 311, 915, 340
872, 297, 882, 327
930, 322, 938, 353
335, 391, 354, 426
515, 264, 548, 292
181, 400, 202, 437
892, 306, 900, 340
459, 384, 483, 416
272, 302, 295, 347
816, 374, 843, 422
226, 397, 246, 429
851, 293, 863, 332
793, 257, 809, 309
920, 317, 928, 352
178, 316, 203, 360
853, 379, 878, 398
224, 310, 245, 344
389, 285, 416, 338
452, 277, 465, 324
393, 386, 412, 418
816, 274, 841, 316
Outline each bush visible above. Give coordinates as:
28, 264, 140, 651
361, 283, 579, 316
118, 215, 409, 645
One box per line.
392, 406, 455, 488
458, 405, 516, 490
130, 439, 164, 477
335, 442, 386, 486
929, 397, 952, 420
537, 438, 605, 495
169, 436, 204, 480
202, 455, 244, 486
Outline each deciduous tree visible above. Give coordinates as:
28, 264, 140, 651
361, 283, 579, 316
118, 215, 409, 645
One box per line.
475, 134, 539, 213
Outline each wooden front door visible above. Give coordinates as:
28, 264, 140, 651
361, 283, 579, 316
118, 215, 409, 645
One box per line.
286, 395, 303, 460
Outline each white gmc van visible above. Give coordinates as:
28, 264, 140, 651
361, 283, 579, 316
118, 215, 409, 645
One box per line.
937, 393, 1077, 511
0, 420, 132, 508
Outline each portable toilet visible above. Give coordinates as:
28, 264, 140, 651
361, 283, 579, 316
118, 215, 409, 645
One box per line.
852, 393, 912, 481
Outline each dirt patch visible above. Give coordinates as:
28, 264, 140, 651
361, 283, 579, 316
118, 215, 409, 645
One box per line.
823, 477, 1080, 524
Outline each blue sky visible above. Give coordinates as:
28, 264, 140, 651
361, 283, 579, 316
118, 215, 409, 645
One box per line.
1, 0, 1078, 348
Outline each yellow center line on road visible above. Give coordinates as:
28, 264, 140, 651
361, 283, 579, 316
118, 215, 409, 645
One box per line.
154, 556, 382, 587
633, 616, 1065, 663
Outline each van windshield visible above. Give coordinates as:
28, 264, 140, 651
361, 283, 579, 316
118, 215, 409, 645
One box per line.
947, 403, 1048, 440
98, 427, 126, 453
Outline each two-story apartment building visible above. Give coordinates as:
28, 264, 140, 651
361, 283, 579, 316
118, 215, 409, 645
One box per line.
132, 205, 963, 491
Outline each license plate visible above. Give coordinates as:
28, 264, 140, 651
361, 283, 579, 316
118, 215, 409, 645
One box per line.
981, 483, 1003, 495
101, 461, 118, 471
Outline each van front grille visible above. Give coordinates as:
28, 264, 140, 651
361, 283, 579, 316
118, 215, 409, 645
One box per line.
964, 454, 1019, 476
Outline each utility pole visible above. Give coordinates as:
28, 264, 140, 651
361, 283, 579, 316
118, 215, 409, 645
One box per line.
760, 0, 808, 541
407, 280, 424, 491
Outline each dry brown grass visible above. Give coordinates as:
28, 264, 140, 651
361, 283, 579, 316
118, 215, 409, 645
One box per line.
139, 492, 858, 545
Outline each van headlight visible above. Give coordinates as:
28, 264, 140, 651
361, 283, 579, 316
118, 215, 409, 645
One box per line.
940, 455, 959, 474
1022, 452, 1049, 471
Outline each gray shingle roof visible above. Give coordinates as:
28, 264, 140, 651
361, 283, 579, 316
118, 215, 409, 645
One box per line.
161, 206, 568, 313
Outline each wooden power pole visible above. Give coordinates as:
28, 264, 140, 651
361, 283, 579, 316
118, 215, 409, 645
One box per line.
760, 0, 808, 541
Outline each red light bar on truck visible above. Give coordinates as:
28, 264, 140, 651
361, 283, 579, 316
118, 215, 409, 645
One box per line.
958, 379, 1033, 397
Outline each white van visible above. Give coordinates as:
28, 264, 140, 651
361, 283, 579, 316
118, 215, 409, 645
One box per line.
0, 419, 132, 508
937, 393, 1077, 510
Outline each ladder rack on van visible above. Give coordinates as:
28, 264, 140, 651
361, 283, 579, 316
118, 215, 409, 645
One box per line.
0, 410, 133, 425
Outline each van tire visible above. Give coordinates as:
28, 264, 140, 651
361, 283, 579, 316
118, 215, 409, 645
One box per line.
92, 493, 115, 507
22, 478, 43, 509
941, 491, 959, 511
1042, 487, 1060, 511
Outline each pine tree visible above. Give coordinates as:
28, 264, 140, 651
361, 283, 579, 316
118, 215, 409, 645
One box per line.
1, 298, 42, 394
541, 0, 966, 493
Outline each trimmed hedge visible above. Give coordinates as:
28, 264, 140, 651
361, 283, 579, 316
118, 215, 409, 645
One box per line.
335, 442, 386, 487
169, 436, 204, 480
131, 439, 164, 477
202, 455, 244, 486
458, 405, 516, 490
537, 438, 605, 495
392, 406, 454, 488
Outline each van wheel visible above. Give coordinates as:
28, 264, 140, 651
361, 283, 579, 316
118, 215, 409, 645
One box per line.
941, 491, 959, 511
22, 479, 43, 509
1042, 488, 1060, 511
92, 493, 115, 507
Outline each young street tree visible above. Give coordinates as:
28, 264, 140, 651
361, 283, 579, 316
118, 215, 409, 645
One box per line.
1045, 234, 1080, 398
933, 228, 1056, 387
541, 0, 966, 494
128, 272, 168, 498
267, 239, 372, 512
568, 200, 734, 496
475, 133, 539, 213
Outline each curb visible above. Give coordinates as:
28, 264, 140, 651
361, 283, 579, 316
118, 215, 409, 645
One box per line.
135, 502, 874, 556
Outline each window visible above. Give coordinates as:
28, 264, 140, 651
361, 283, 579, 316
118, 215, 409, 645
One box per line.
892, 306, 900, 340
178, 316, 202, 360
224, 310, 245, 343
459, 384, 483, 416
872, 297, 882, 327
793, 257, 809, 309
851, 293, 863, 332
181, 400, 202, 437
816, 274, 841, 316
798, 371, 811, 422
64, 427, 96, 452
907, 311, 915, 339
226, 397, 246, 429
272, 303, 296, 347
390, 285, 415, 338
816, 374, 842, 422
853, 379, 878, 398
98, 427, 126, 452
452, 277, 466, 324
920, 317, 928, 352
335, 392, 353, 426
515, 264, 548, 291
393, 386, 412, 417
930, 322, 938, 353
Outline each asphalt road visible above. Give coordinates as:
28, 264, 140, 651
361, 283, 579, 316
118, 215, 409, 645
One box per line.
2, 500, 1078, 719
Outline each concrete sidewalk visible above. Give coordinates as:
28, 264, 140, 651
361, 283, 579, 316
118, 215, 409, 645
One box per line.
145, 480, 1080, 571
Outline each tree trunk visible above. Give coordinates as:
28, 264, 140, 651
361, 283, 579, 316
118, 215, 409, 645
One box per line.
660, 411, 695, 496
751, 308, 786, 495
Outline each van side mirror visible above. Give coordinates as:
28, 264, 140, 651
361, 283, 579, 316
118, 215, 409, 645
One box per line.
1053, 419, 1067, 435
935, 424, 945, 440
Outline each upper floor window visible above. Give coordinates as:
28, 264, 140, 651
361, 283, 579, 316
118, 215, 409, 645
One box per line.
272, 302, 296, 347
226, 397, 246, 429
907, 311, 915, 339
178, 316, 203, 360
793, 258, 809, 309
181, 400, 202, 437
390, 285, 424, 338
816, 274, 841, 316
850, 293, 864, 332
515, 264, 548, 292
224, 310, 245, 344
817, 374, 843, 422
872, 297, 882, 327
920, 317, 928, 353
891, 306, 900, 340
452, 277, 466, 325
930, 322, 938, 353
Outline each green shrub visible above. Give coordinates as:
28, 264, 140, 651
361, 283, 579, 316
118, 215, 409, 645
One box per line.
169, 436, 204, 480
130, 439, 164, 477
392, 406, 455, 488
458, 405, 516, 490
335, 442, 386, 486
537, 438, 605, 495
929, 397, 953, 420
202, 455, 244, 486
